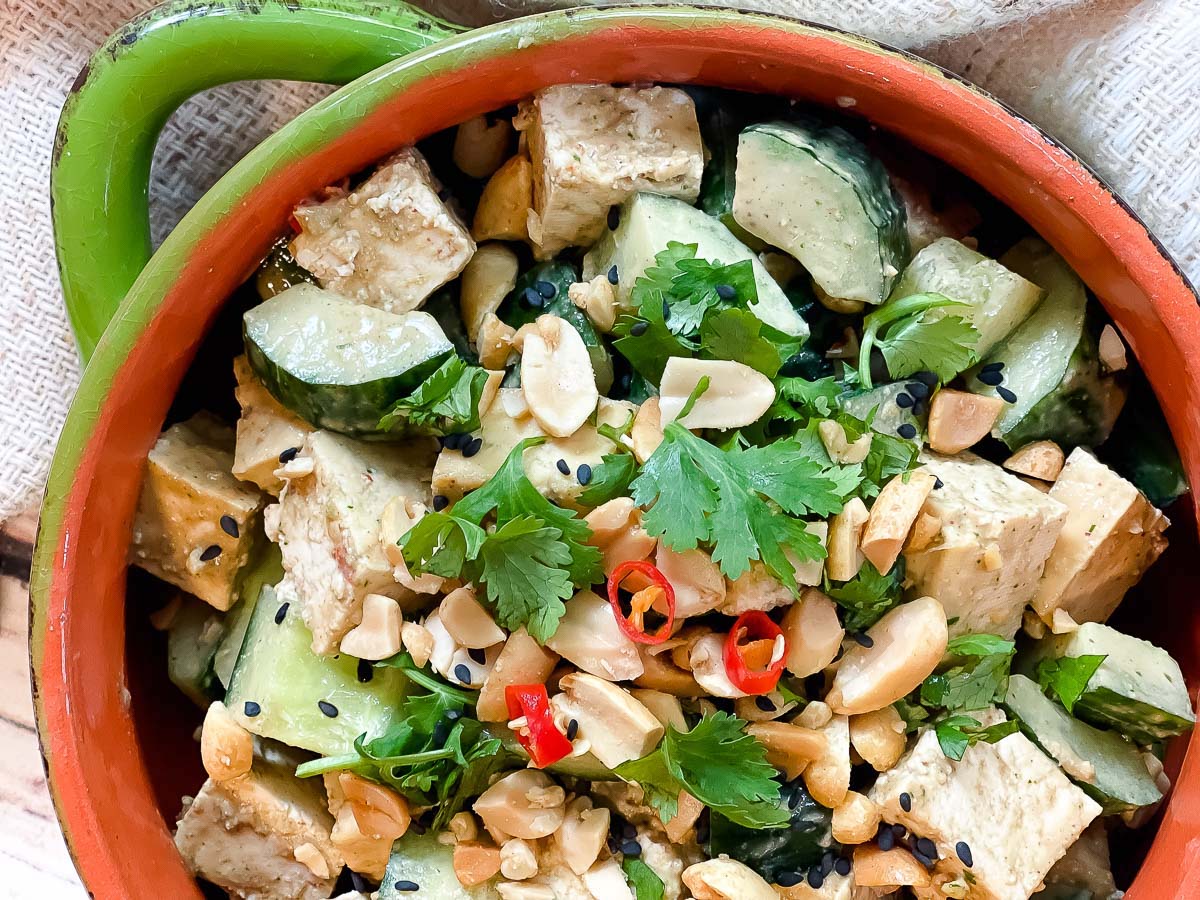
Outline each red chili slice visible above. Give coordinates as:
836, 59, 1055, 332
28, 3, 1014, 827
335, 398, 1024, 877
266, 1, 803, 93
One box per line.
607, 559, 677, 645
504, 684, 573, 769
725, 610, 787, 695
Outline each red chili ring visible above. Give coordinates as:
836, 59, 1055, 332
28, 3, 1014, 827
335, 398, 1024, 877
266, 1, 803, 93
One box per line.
724, 610, 787, 695
505, 683, 573, 769
607, 559, 677, 645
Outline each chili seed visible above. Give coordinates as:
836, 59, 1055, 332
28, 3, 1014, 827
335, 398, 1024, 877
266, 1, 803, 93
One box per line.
917, 837, 937, 859
956, 841, 974, 867
535, 280, 557, 299
607, 206, 621, 230
900, 791, 912, 812
905, 381, 931, 400
776, 872, 803, 887
274, 602, 289, 625
897, 423, 918, 439
243, 701, 261, 717
433, 494, 450, 511
977, 369, 1004, 386
278, 446, 299, 464
468, 648, 486, 664
199, 544, 222, 562
620, 839, 641, 857
357, 659, 374, 684
630, 320, 649, 337
556, 458, 571, 475
981, 361, 1005, 373
853, 632, 874, 648
878, 827, 896, 851
318, 701, 339, 718
566, 719, 579, 741
895, 392, 915, 409
454, 664, 473, 684
462, 437, 483, 458
523, 286, 545, 309
715, 283, 737, 301
807, 869, 824, 889
835, 857, 851, 877
755, 695, 775, 712
219, 515, 239, 538
997, 386, 1018, 403
577, 464, 593, 485
608, 265, 619, 285
394, 881, 420, 893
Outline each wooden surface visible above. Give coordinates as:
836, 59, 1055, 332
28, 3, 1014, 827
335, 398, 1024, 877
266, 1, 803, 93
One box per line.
1, 509, 88, 899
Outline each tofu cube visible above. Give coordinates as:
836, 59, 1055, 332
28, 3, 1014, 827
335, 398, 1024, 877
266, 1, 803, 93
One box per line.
232, 356, 314, 495
1033, 448, 1168, 624
516, 84, 704, 257
719, 529, 827, 616
869, 712, 1101, 900
903, 451, 1068, 638
174, 760, 342, 899
131, 413, 265, 611
290, 148, 475, 314
269, 431, 436, 655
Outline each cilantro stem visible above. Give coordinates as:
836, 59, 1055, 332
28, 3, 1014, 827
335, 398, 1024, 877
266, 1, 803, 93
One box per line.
857, 292, 967, 389
295, 753, 374, 779
400, 665, 477, 703
676, 375, 711, 420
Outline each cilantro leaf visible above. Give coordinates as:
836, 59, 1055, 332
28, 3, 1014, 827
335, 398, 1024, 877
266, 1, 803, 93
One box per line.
858, 293, 981, 388
1036, 654, 1106, 713
860, 429, 921, 497
894, 697, 931, 733
668, 256, 759, 335
935, 715, 1020, 761
471, 516, 575, 642
577, 452, 638, 506
699, 308, 789, 377
920, 635, 1016, 713
397, 511, 487, 579
379, 356, 491, 434
616, 713, 789, 830
623, 858, 666, 900
946, 634, 1017, 657
612, 308, 695, 386
826, 559, 905, 631
776, 376, 842, 418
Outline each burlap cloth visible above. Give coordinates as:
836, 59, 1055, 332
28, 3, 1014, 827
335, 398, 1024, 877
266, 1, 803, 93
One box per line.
1, 0, 1197, 522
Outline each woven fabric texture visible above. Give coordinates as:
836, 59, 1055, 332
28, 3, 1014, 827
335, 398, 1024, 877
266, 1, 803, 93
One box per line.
1, 0, 1197, 522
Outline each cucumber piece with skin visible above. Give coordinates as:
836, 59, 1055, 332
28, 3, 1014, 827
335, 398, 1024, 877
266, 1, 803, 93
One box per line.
732, 119, 909, 305
166, 595, 228, 707
1004, 675, 1162, 813
213, 543, 283, 689
705, 782, 833, 881
379, 831, 499, 899
839, 382, 927, 444
225, 584, 407, 757
243, 284, 453, 438
581, 193, 809, 338
1024, 622, 1195, 745
889, 237, 1044, 359
254, 239, 316, 301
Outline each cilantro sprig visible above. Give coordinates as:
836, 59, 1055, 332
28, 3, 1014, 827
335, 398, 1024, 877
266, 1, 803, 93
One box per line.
826, 559, 905, 631
379, 356, 491, 435
616, 713, 789, 830
857, 292, 980, 389
1036, 654, 1107, 713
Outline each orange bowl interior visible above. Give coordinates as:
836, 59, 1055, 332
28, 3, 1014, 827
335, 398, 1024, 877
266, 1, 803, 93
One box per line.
36, 14, 1200, 899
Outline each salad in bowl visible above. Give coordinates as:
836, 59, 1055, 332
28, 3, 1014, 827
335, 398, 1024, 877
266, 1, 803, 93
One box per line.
129, 82, 1193, 900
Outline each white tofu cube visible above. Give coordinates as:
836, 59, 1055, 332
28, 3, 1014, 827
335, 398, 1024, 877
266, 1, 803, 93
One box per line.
1033, 448, 1168, 624
174, 760, 342, 899
232, 356, 314, 495
130, 413, 265, 611
269, 431, 436, 654
291, 148, 475, 313
903, 451, 1068, 638
516, 84, 704, 256
869, 712, 1101, 900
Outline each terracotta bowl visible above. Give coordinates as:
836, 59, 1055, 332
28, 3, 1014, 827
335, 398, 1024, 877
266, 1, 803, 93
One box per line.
34, 1, 1200, 896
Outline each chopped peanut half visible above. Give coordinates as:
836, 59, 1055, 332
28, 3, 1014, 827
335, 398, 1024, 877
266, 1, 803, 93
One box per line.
861, 470, 937, 574
1003, 440, 1066, 482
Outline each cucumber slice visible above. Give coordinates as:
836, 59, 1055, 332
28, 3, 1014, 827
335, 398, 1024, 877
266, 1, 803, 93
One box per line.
423, 284, 478, 364
965, 239, 1124, 449
732, 119, 909, 305
498, 260, 613, 394
379, 831, 499, 899
889, 237, 1044, 358
581, 192, 808, 338
839, 382, 926, 444
1025, 622, 1195, 745
225, 584, 406, 756
254, 239, 316, 301
166, 595, 228, 707
1004, 675, 1161, 813
243, 284, 453, 438
213, 543, 283, 689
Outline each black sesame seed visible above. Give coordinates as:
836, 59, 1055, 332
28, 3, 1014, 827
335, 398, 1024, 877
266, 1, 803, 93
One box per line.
835, 857, 851, 877
462, 437, 483, 458
900, 791, 912, 812
199, 544, 222, 562
892, 824, 907, 839
807, 869, 824, 889
981, 361, 1005, 374
715, 283, 737, 301
243, 701, 261, 717
618, 372, 632, 392
607, 264, 619, 285
577, 464, 593, 485
905, 381, 931, 400
629, 320, 649, 337
444, 432, 466, 451
393, 881, 420, 893
956, 841, 974, 867
914, 370, 939, 387
274, 602, 290, 625
820, 852, 835, 877
219, 514, 239, 539
755, 695, 776, 712
912, 400, 928, 418
934, 476, 945, 490
914, 850, 935, 868
620, 839, 642, 858
997, 386, 1018, 404
917, 837, 937, 859
662, 297, 671, 321
454, 663, 473, 684
350, 871, 372, 892
278, 446, 299, 464
607, 206, 621, 230
523, 286, 545, 309
433, 494, 450, 512
897, 423, 918, 439
853, 632, 874, 648
878, 827, 896, 851
318, 700, 339, 718
895, 392, 915, 409
556, 458, 571, 475
468, 647, 487, 665
535, 280, 557, 299
621, 822, 638, 840
566, 718, 579, 741
787, 785, 803, 810
776, 872, 803, 888
977, 369, 1004, 386
357, 659, 374, 683
432, 719, 450, 747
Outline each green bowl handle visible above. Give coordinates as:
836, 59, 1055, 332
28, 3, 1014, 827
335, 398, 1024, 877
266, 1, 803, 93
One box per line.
52, 0, 464, 360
